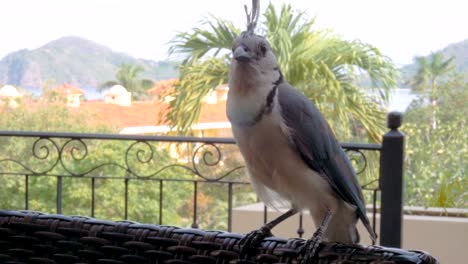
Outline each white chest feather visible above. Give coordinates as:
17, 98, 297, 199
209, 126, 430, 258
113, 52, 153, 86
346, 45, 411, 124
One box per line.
230, 104, 334, 212
226, 89, 263, 125
227, 68, 336, 212
227, 65, 278, 126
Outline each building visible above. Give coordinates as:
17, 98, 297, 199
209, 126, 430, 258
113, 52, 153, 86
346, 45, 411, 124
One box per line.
147, 79, 178, 103
9, 79, 232, 137
0, 85, 23, 108
104, 85, 132, 106
51, 84, 85, 108
77, 98, 230, 137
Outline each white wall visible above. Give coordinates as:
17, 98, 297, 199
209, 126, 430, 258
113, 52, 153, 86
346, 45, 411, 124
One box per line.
232, 203, 468, 264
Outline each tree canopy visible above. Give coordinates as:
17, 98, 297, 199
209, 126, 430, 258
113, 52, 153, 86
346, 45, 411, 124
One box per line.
100, 64, 154, 100
403, 73, 466, 208
406, 52, 455, 129
167, 3, 397, 142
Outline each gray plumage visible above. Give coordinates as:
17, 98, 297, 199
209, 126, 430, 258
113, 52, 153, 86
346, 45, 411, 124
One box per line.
227, 4, 376, 243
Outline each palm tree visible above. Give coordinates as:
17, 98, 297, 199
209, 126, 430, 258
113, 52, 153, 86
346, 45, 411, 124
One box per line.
408, 52, 455, 129
167, 3, 397, 142
100, 64, 154, 100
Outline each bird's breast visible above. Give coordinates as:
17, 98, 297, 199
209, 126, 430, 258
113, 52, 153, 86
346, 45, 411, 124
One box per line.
233, 116, 301, 186
226, 84, 267, 126
232, 111, 333, 210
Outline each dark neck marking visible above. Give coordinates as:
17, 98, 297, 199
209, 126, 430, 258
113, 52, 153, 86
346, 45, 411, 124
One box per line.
264, 70, 283, 114
237, 69, 283, 127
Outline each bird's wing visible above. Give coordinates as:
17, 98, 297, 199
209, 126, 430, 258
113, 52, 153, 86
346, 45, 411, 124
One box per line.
277, 82, 377, 241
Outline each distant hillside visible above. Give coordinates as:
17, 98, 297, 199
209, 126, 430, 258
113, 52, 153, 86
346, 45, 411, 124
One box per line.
400, 38, 468, 85
0, 36, 178, 89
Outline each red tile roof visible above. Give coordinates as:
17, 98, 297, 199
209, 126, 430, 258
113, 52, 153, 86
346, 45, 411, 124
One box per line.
52, 84, 85, 95
198, 100, 228, 123
76, 100, 228, 129
147, 79, 178, 95
2, 94, 228, 132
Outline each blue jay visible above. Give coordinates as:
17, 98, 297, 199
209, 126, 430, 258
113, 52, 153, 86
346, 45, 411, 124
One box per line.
227, 0, 377, 261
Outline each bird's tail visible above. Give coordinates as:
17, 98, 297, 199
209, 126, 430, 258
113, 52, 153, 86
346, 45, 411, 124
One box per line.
324, 203, 362, 244
361, 216, 378, 243
353, 226, 361, 243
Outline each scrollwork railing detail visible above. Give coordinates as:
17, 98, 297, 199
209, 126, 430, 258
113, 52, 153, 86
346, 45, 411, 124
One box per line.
0, 132, 378, 183
192, 143, 244, 181
345, 148, 368, 175
0, 131, 384, 237
0, 137, 60, 175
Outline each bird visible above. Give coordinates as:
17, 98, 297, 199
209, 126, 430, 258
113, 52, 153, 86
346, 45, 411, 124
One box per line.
226, 0, 377, 262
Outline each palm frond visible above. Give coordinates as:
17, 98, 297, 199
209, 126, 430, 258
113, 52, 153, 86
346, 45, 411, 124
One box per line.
100, 64, 154, 100
408, 51, 455, 93
288, 35, 396, 141
99, 81, 119, 90
168, 16, 240, 63
430, 52, 455, 76
166, 57, 229, 134
167, 3, 397, 142
140, 79, 155, 90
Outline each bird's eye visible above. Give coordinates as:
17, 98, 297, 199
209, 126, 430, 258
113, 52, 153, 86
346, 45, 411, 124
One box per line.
259, 43, 267, 56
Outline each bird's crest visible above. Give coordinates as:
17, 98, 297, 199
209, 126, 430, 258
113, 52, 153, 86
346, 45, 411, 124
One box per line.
244, 0, 260, 35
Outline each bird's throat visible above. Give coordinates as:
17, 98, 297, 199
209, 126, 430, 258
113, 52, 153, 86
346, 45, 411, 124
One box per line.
227, 84, 278, 128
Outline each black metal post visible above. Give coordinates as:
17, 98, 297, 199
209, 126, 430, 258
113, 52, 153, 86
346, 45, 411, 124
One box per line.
227, 183, 233, 232
124, 179, 129, 220
91, 178, 95, 217
25, 175, 29, 210
192, 181, 198, 228
297, 212, 304, 238
159, 180, 163, 225
57, 176, 62, 214
379, 112, 404, 247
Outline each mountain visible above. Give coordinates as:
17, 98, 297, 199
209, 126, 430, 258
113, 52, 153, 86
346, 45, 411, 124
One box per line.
399, 38, 468, 84
355, 38, 468, 88
0, 36, 178, 89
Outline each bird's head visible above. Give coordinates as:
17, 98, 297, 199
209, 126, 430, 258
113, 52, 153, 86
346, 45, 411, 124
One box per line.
229, 0, 280, 94
231, 33, 278, 72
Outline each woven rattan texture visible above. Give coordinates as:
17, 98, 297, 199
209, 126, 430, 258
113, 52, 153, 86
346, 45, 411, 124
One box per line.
0, 210, 438, 264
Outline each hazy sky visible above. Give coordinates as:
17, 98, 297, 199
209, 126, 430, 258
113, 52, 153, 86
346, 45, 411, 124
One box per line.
1, 0, 466, 66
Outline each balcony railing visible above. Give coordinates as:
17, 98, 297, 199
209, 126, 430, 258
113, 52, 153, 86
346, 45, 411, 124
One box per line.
0, 112, 405, 247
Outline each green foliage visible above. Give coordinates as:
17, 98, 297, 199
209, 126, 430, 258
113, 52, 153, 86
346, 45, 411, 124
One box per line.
406, 52, 455, 130
167, 3, 397, 142
0, 96, 105, 133
166, 57, 230, 132
403, 74, 467, 208
168, 16, 240, 63
0, 98, 255, 229
100, 63, 155, 100
407, 52, 455, 95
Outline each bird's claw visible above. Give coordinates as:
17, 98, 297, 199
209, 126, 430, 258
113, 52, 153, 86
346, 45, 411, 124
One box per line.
299, 235, 322, 264
238, 226, 273, 259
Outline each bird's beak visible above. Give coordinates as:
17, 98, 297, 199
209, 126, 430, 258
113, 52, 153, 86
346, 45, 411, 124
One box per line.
233, 46, 252, 62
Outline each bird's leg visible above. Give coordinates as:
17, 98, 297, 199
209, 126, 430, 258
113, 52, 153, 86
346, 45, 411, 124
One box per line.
239, 208, 297, 259
300, 209, 332, 264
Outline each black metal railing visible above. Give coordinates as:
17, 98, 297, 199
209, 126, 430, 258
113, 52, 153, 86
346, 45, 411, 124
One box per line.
0, 112, 404, 247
